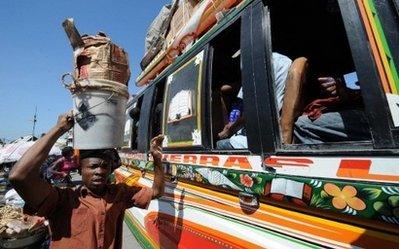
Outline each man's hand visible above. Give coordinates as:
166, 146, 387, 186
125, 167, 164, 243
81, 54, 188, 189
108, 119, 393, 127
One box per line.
318, 77, 348, 101
218, 123, 233, 139
150, 135, 165, 199
56, 111, 74, 133
150, 135, 164, 163
318, 77, 339, 96
9, 111, 73, 208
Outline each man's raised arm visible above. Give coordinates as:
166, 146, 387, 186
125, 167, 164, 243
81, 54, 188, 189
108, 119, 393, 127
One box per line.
9, 112, 74, 208
150, 135, 164, 198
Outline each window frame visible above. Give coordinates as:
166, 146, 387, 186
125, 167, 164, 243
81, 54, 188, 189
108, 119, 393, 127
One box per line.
138, 13, 245, 155
150, 7, 249, 154
238, 1, 275, 155
338, 0, 399, 149
207, 16, 258, 154
148, 79, 166, 140
252, 0, 399, 155
368, 0, 399, 142
136, 86, 155, 153
161, 50, 207, 149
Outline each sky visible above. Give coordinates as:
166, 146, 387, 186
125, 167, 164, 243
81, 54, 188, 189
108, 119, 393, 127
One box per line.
0, 0, 170, 142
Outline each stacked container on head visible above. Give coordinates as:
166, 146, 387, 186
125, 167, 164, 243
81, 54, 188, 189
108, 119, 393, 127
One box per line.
62, 19, 130, 149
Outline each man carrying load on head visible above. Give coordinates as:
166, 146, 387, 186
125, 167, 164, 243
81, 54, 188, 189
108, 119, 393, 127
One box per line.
9, 111, 165, 249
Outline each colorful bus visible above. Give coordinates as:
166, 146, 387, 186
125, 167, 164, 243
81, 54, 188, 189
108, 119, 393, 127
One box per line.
115, 0, 399, 248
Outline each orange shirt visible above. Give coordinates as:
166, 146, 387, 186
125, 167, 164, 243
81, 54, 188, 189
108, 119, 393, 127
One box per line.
25, 184, 153, 249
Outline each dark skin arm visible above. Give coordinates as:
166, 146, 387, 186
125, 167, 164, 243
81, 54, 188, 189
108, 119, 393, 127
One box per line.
9, 112, 73, 207
217, 116, 245, 139
150, 135, 165, 198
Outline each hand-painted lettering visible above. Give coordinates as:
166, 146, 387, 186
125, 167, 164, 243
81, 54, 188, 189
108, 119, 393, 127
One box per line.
224, 156, 251, 169
199, 155, 219, 166
264, 157, 313, 167
170, 154, 182, 162
183, 155, 197, 164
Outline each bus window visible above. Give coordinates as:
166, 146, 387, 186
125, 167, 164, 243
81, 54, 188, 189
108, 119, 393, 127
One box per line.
162, 50, 205, 148
269, 0, 372, 146
128, 97, 143, 150
210, 19, 247, 150
150, 81, 165, 138
122, 110, 131, 148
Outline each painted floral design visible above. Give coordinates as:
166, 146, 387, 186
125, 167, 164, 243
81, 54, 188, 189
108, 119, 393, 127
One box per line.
121, 154, 399, 225
196, 168, 242, 191
324, 183, 366, 211
374, 196, 399, 218
194, 173, 203, 182
240, 174, 254, 188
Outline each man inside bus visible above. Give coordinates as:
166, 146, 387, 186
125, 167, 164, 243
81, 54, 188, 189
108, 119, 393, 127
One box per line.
216, 52, 292, 149
9, 112, 165, 249
293, 74, 370, 144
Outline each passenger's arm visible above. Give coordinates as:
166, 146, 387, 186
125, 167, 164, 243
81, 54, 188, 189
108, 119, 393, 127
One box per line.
9, 112, 73, 207
218, 116, 245, 139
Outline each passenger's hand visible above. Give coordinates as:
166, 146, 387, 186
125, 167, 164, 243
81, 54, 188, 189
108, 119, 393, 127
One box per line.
318, 77, 348, 100
150, 135, 164, 162
218, 123, 233, 139
56, 110, 74, 133
318, 77, 338, 96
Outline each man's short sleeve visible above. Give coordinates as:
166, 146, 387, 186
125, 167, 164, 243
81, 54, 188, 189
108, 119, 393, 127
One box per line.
272, 52, 292, 111
23, 187, 60, 218
125, 186, 153, 209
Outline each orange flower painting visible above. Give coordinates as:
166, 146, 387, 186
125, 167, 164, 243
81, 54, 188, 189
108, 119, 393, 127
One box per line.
324, 183, 366, 211
240, 174, 254, 188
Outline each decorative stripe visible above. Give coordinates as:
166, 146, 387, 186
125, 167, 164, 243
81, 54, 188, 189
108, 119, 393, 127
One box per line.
144, 212, 265, 249
366, 0, 399, 93
356, 0, 391, 93
358, 0, 399, 94
124, 210, 159, 249
116, 168, 399, 248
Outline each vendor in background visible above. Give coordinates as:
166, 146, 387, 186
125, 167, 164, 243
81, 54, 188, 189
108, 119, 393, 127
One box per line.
47, 146, 78, 185
9, 111, 165, 249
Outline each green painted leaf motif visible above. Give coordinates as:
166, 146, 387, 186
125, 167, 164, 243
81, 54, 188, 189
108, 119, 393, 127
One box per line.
228, 173, 238, 179
388, 196, 399, 207
311, 192, 332, 209
144, 161, 153, 170
361, 188, 382, 200
320, 190, 329, 199
255, 177, 263, 184
253, 186, 264, 195
310, 195, 318, 206
373, 202, 392, 216
311, 194, 323, 207
139, 160, 146, 168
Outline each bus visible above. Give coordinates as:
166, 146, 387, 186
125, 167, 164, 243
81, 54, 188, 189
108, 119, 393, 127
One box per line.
115, 0, 399, 248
